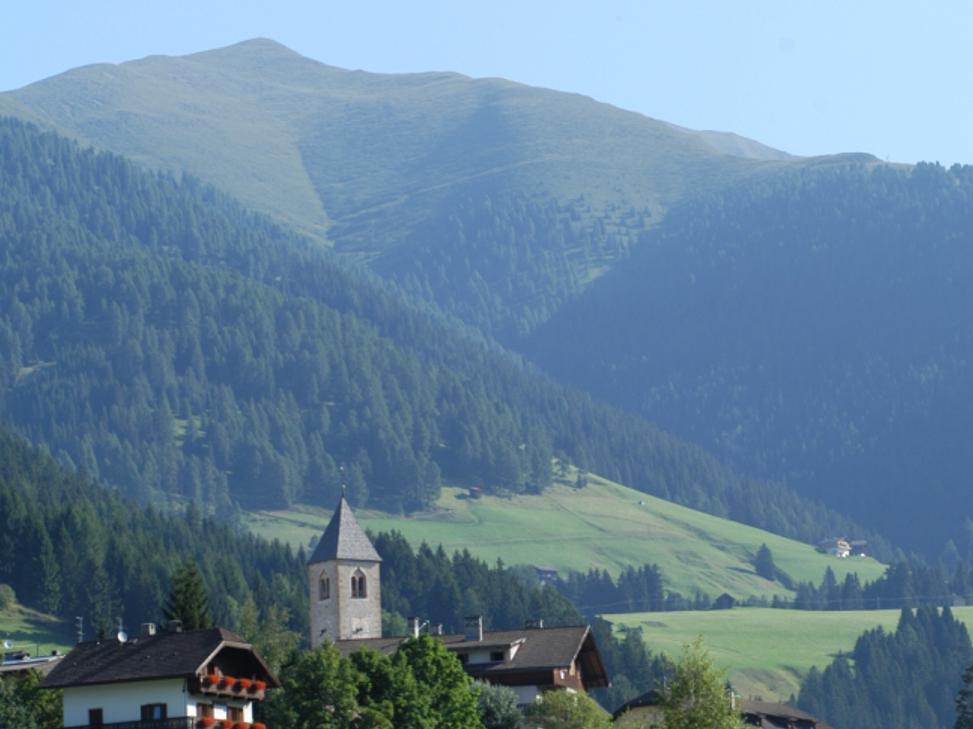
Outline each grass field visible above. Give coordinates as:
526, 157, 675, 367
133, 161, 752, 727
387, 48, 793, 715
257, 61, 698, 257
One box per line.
246, 469, 886, 601
606, 606, 973, 700
0, 603, 71, 656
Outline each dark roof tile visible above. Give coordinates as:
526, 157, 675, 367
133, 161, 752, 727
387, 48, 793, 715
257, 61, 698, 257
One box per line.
308, 496, 381, 564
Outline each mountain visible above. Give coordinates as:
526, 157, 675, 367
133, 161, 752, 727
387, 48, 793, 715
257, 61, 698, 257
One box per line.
528, 161, 973, 553
0, 38, 816, 342
0, 116, 874, 549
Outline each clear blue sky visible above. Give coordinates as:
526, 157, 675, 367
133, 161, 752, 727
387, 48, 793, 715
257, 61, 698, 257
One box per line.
3, 0, 970, 164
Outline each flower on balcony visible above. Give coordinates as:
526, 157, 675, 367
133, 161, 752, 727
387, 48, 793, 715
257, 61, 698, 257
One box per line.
206, 673, 220, 686
254, 679, 267, 691
238, 678, 252, 690
232, 722, 249, 729
252, 723, 267, 729
220, 720, 234, 729
197, 718, 216, 728
221, 676, 237, 689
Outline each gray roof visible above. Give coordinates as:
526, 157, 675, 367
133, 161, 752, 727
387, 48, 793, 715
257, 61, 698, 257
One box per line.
334, 625, 608, 687
308, 495, 381, 564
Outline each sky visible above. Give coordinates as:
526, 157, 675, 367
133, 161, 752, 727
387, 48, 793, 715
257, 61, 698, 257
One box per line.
3, 0, 971, 165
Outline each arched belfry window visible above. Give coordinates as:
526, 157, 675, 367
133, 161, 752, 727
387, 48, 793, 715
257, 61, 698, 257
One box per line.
351, 569, 367, 599
319, 574, 330, 601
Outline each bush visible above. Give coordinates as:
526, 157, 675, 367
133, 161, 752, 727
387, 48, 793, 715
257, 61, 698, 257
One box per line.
0, 584, 15, 610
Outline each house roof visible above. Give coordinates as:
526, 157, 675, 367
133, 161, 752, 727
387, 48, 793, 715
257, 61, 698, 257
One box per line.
308, 495, 382, 564
334, 624, 609, 688
41, 627, 279, 689
613, 693, 834, 728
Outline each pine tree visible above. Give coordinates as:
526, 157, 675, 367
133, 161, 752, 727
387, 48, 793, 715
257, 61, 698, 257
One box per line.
957, 663, 973, 729
661, 638, 745, 729
754, 544, 777, 581
162, 560, 211, 630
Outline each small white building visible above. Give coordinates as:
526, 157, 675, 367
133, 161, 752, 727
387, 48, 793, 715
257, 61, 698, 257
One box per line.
41, 623, 278, 728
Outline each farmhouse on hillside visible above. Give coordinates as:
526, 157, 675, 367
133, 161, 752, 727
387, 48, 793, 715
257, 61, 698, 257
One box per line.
41, 623, 279, 728
308, 495, 609, 704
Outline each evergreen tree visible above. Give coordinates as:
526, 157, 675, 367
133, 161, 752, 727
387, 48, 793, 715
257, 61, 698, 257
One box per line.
957, 663, 973, 729
162, 560, 212, 630
754, 543, 777, 581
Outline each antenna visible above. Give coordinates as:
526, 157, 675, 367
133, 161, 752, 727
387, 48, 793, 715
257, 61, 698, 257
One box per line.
75, 616, 84, 644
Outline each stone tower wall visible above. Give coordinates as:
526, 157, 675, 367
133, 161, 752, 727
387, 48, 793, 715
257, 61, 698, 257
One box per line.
308, 559, 381, 646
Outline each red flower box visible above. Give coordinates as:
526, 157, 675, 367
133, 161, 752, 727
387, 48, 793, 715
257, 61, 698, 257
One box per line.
252, 724, 266, 729
198, 719, 216, 728
238, 678, 252, 690
233, 723, 249, 729
221, 676, 237, 689
206, 674, 220, 686
254, 680, 267, 691
220, 721, 233, 729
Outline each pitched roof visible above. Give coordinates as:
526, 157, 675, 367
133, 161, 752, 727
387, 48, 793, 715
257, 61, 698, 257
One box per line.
308, 495, 381, 564
41, 627, 279, 689
334, 624, 608, 687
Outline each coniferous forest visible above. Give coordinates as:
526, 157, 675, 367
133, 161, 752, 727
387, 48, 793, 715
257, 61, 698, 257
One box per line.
0, 116, 865, 547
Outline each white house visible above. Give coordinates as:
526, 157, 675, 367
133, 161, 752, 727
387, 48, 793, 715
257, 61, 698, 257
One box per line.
41, 623, 278, 729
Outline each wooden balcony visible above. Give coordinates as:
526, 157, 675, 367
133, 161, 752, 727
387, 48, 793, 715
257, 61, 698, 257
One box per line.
65, 718, 195, 729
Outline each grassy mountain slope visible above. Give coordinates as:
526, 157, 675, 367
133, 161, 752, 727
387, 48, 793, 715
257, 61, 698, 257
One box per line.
0, 116, 878, 545
246, 467, 886, 601
607, 606, 973, 700
0, 603, 70, 656
0, 39, 814, 340
529, 161, 973, 553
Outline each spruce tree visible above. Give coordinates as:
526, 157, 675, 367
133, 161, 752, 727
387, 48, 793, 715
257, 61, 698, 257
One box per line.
162, 560, 211, 630
754, 544, 777, 581
957, 663, 973, 729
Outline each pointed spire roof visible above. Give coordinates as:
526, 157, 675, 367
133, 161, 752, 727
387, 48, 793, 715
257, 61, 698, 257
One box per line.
308, 496, 382, 564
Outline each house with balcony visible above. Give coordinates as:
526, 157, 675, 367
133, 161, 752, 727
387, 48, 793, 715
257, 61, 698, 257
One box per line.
41, 623, 279, 729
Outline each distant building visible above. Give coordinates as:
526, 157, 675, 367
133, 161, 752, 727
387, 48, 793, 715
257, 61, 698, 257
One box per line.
0, 648, 63, 677
817, 537, 852, 558
41, 623, 279, 729
309, 495, 609, 705
532, 565, 560, 585
712, 593, 736, 610
613, 693, 836, 728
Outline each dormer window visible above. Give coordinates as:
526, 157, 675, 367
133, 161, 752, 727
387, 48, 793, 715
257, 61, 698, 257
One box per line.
351, 569, 367, 599
490, 650, 505, 662
319, 574, 330, 601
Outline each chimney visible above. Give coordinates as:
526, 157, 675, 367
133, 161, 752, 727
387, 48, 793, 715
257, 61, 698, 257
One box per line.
525, 619, 545, 630
464, 616, 484, 642
166, 620, 183, 633
141, 622, 157, 637
408, 616, 421, 639
434, 624, 444, 636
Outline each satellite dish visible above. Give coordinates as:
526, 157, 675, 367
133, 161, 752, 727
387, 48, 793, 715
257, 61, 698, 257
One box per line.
116, 630, 128, 643
2, 640, 11, 649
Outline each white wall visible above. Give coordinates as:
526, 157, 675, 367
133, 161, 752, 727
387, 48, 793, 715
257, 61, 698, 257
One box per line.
511, 684, 542, 706
63, 679, 188, 726
62, 680, 254, 727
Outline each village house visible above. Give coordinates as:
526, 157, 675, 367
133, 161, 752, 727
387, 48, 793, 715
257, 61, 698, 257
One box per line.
612, 691, 836, 728
41, 623, 279, 729
309, 495, 609, 704
817, 537, 852, 558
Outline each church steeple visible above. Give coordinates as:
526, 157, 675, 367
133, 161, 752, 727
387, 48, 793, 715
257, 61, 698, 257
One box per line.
307, 495, 382, 647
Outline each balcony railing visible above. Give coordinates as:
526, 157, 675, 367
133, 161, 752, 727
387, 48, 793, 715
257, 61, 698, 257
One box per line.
65, 719, 196, 729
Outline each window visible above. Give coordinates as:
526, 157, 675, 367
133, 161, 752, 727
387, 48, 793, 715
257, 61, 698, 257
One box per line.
141, 703, 167, 721
197, 703, 213, 718
351, 569, 367, 599
88, 708, 103, 727
229, 706, 243, 721
319, 574, 330, 601
490, 650, 505, 662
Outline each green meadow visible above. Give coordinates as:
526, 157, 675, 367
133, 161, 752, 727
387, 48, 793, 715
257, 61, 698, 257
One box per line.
606, 606, 973, 700
0, 603, 71, 656
246, 469, 886, 601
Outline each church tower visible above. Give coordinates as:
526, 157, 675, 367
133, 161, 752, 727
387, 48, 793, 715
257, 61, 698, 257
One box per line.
307, 495, 382, 648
